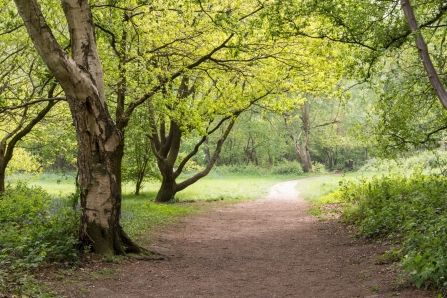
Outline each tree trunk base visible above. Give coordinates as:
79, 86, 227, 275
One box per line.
79, 225, 143, 255
155, 181, 177, 203
117, 227, 142, 254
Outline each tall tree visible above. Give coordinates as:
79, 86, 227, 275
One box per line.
91, 0, 343, 202
285, 101, 313, 172
13, 0, 140, 255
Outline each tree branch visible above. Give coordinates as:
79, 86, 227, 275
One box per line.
401, 0, 447, 110
176, 118, 236, 192
122, 33, 235, 124
0, 97, 66, 113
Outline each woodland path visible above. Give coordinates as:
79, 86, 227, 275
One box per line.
54, 178, 433, 297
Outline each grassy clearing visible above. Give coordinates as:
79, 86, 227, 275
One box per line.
122, 173, 300, 202
9, 172, 77, 197
294, 172, 373, 219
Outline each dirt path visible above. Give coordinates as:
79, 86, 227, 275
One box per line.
55, 179, 434, 297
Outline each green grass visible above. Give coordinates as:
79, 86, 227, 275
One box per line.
122, 173, 301, 202
9, 172, 77, 196
11, 171, 304, 243
120, 196, 198, 242
294, 172, 379, 219
295, 172, 367, 202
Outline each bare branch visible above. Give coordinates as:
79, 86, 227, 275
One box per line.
0, 97, 66, 113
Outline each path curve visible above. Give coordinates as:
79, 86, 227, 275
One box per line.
57, 179, 431, 298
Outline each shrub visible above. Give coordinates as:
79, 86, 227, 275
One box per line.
360, 150, 447, 174
336, 170, 447, 291
359, 157, 399, 172
312, 161, 327, 173
0, 182, 79, 295
271, 161, 303, 175
214, 161, 304, 176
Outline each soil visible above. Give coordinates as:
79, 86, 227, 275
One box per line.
49, 178, 436, 298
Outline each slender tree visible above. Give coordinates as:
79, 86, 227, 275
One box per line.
401, 0, 447, 108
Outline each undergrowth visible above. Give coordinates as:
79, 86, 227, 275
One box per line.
214, 161, 304, 176
0, 182, 79, 296
326, 168, 447, 292
121, 197, 198, 241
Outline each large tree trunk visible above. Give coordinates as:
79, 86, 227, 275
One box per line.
14, 0, 140, 255
114, 140, 125, 193
149, 110, 236, 203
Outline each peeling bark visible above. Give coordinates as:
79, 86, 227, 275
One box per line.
13, 0, 140, 255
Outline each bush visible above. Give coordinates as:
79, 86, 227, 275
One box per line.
360, 150, 447, 174
359, 157, 399, 172
214, 164, 269, 176
0, 182, 79, 295
271, 161, 303, 175
312, 161, 327, 173
402, 150, 447, 174
214, 161, 304, 176
336, 170, 447, 291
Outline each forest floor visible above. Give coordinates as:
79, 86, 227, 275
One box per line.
47, 178, 436, 298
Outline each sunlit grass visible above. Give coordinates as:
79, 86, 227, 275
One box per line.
12, 171, 306, 244
295, 172, 378, 202
122, 173, 303, 202
9, 172, 76, 196
121, 198, 198, 242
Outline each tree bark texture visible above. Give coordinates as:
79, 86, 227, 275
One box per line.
13, 0, 140, 254
401, 0, 447, 109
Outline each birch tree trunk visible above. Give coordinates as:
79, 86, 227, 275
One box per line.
13, 0, 140, 255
